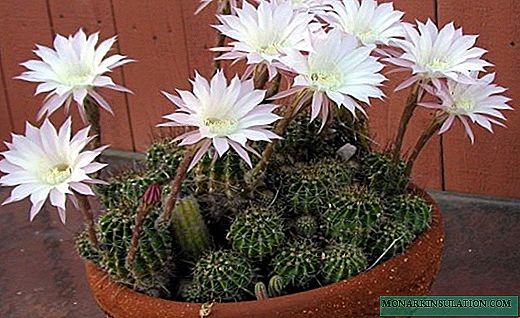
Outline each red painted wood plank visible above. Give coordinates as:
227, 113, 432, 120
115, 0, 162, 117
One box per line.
45, 0, 135, 151
111, 0, 191, 151
368, 0, 442, 190
0, 52, 13, 151
0, 0, 53, 134
437, 0, 520, 198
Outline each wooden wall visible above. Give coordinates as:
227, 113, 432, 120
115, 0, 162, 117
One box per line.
0, 0, 519, 199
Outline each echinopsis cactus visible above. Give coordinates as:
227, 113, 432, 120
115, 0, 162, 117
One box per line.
321, 242, 368, 284
386, 193, 432, 235
271, 240, 321, 289
227, 206, 285, 259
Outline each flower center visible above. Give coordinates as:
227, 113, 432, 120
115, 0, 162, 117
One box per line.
425, 58, 450, 71
257, 43, 280, 56
60, 62, 93, 86
310, 72, 341, 91
449, 99, 474, 114
356, 30, 377, 43
42, 163, 72, 185
204, 118, 238, 136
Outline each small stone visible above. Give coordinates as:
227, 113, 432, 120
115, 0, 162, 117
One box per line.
336, 143, 357, 161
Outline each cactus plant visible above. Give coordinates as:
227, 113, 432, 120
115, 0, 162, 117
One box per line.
359, 152, 409, 194
268, 275, 285, 298
171, 196, 212, 260
255, 282, 269, 300
322, 186, 383, 245
271, 240, 320, 289
294, 214, 318, 238
145, 138, 184, 182
96, 207, 174, 296
227, 207, 285, 259
386, 193, 432, 234
371, 220, 416, 260
321, 242, 368, 284
283, 158, 352, 215
178, 281, 205, 303
75, 230, 100, 262
191, 250, 255, 302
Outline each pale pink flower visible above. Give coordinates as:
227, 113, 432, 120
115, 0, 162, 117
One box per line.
213, 0, 315, 79
323, 0, 404, 46
278, 30, 385, 125
387, 20, 492, 90
0, 118, 107, 223
420, 73, 512, 143
159, 71, 281, 169
268, 0, 329, 12
17, 29, 133, 122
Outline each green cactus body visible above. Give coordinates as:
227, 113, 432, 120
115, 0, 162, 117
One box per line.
192, 250, 255, 302
255, 282, 269, 300
371, 220, 416, 260
193, 151, 248, 196
322, 187, 382, 245
227, 207, 285, 259
179, 281, 205, 303
321, 242, 368, 284
145, 139, 185, 182
97, 208, 174, 295
284, 159, 352, 215
75, 230, 100, 262
172, 196, 212, 260
386, 194, 432, 235
294, 215, 318, 237
268, 275, 285, 297
271, 240, 320, 289
359, 152, 409, 195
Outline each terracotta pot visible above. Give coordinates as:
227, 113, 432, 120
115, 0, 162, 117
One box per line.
86, 189, 444, 318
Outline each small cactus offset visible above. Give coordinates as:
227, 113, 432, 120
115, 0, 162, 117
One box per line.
171, 196, 212, 260
255, 282, 269, 300
97, 207, 175, 295
284, 159, 353, 215
227, 207, 285, 259
294, 215, 318, 238
321, 242, 368, 284
192, 250, 255, 302
322, 186, 383, 245
386, 193, 432, 234
271, 240, 321, 289
370, 220, 416, 260
178, 281, 205, 303
145, 138, 185, 182
359, 152, 409, 195
268, 275, 285, 298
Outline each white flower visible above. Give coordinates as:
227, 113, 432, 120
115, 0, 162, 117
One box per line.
387, 20, 492, 90
159, 71, 281, 169
17, 29, 133, 122
420, 73, 513, 143
323, 0, 404, 46
268, 0, 329, 11
213, 0, 315, 78
0, 118, 107, 223
279, 29, 385, 124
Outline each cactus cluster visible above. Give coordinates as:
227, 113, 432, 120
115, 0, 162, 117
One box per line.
359, 152, 409, 194
227, 207, 285, 259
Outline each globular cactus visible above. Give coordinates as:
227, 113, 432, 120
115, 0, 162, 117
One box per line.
178, 281, 205, 303
321, 242, 368, 284
370, 220, 416, 260
284, 159, 352, 215
386, 193, 432, 235
96, 207, 174, 296
359, 152, 409, 195
145, 138, 185, 182
227, 207, 285, 259
294, 215, 318, 238
96, 170, 164, 210
271, 240, 320, 289
255, 282, 269, 300
193, 151, 248, 196
171, 196, 212, 260
268, 275, 285, 298
322, 186, 383, 245
191, 250, 255, 302
75, 230, 100, 263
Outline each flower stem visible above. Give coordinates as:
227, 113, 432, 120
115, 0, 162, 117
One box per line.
265, 73, 282, 100
76, 194, 98, 248
253, 64, 269, 89
158, 145, 199, 224
393, 82, 421, 162
126, 201, 152, 268
85, 97, 101, 149
247, 91, 309, 186
405, 115, 446, 177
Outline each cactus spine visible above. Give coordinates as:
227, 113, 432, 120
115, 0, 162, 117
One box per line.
171, 196, 212, 260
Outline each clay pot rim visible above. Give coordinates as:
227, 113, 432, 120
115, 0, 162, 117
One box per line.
86, 186, 443, 308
